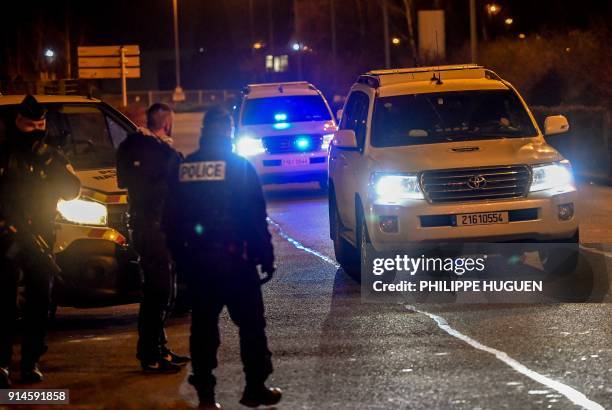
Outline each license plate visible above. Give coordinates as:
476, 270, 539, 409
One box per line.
456, 211, 509, 226
282, 157, 309, 166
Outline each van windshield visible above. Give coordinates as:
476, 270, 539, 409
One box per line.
242, 95, 331, 125
371, 90, 537, 147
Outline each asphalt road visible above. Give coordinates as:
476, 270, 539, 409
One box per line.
3, 114, 611, 410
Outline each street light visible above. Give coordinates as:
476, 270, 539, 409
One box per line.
504, 18, 513, 26
391, 37, 401, 45
172, 0, 185, 102
44, 49, 55, 58
292, 42, 301, 51
486, 3, 501, 16
253, 41, 265, 50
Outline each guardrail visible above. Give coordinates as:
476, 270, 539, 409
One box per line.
531, 105, 611, 184
101, 89, 239, 112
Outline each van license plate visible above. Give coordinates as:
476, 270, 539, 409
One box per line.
456, 211, 509, 226
282, 158, 309, 166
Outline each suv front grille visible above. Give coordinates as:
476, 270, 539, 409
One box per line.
420, 165, 531, 203
262, 134, 322, 154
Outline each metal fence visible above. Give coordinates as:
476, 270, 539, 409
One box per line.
101, 89, 239, 112
531, 106, 611, 183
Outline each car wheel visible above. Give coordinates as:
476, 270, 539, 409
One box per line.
538, 247, 580, 277
357, 206, 395, 283
329, 192, 358, 274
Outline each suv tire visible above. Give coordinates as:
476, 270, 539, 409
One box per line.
329, 191, 358, 274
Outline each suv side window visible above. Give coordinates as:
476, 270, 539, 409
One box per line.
341, 91, 369, 149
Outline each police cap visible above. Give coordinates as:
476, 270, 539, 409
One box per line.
17, 94, 47, 120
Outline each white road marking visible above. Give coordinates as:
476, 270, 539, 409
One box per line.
268, 217, 606, 410
407, 305, 605, 410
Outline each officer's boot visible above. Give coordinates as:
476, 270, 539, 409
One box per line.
0, 367, 10, 388
239, 384, 282, 408
20, 363, 44, 384
189, 375, 222, 409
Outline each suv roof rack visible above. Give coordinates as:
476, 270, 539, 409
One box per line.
356, 64, 500, 88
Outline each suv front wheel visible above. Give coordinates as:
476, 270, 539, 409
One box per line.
329, 191, 358, 274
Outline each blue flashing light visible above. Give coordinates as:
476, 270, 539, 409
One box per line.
274, 113, 288, 122
295, 136, 311, 151
273, 122, 291, 130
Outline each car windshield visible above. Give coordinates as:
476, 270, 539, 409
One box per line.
242, 95, 331, 125
371, 90, 538, 147
0, 103, 131, 170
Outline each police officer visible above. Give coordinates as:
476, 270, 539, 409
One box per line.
0, 95, 81, 387
163, 107, 281, 409
116, 103, 189, 373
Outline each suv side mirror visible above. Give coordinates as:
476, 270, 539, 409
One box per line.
334, 129, 358, 150
336, 109, 343, 122
544, 115, 570, 136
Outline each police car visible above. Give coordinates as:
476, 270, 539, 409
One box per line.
234, 82, 336, 189
0, 95, 141, 309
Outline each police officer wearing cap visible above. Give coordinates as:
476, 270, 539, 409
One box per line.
117, 103, 190, 373
0, 95, 81, 387
163, 107, 281, 409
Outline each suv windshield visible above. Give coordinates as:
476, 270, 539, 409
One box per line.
242, 95, 331, 125
371, 90, 537, 147
0, 103, 131, 169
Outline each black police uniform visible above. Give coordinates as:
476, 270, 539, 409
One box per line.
116, 129, 183, 368
0, 96, 81, 385
163, 137, 274, 396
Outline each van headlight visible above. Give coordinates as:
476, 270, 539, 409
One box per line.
529, 160, 575, 193
372, 173, 424, 202
57, 199, 108, 226
235, 136, 265, 157
321, 133, 334, 150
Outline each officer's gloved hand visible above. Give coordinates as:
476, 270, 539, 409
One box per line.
259, 263, 276, 285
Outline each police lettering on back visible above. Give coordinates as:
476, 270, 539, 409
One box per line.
180, 161, 226, 182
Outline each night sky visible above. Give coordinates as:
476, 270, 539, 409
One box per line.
1, 0, 610, 91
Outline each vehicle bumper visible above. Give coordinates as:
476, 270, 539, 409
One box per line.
247, 151, 328, 184
54, 238, 141, 307
365, 189, 579, 250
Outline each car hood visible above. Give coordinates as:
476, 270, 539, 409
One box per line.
75, 168, 127, 205
238, 121, 335, 138
367, 137, 564, 173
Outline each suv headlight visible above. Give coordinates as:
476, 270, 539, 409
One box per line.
57, 199, 108, 226
529, 160, 574, 193
372, 173, 424, 201
235, 136, 265, 156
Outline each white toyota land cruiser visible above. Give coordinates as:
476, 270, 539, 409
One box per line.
328, 65, 578, 275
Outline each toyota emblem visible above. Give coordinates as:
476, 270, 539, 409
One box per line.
467, 175, 487, 189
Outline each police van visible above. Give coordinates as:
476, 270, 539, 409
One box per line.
0, 95, 141, 309
234, 82, 336, 189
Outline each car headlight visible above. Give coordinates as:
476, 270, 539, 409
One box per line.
57, 199, 108, 226
530, 160, 574, 192
235, 136, 265, 157
372, 173, 424, 202
321, 133, 334, 150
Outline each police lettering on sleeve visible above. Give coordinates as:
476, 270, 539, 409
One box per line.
179, 161, 226, 182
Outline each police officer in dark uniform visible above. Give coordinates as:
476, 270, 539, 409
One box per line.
116, 103, 190, 373
0, 95, 81, 387
163, 107, 281, 409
